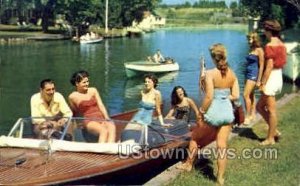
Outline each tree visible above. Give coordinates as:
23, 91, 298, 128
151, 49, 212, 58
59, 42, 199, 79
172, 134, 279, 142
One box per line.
285, 0, 300, 11
35, 0, 57, 33
240, 0, 299, 28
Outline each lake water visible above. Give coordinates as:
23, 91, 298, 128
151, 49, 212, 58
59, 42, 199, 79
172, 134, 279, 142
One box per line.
0, 27, 297, 134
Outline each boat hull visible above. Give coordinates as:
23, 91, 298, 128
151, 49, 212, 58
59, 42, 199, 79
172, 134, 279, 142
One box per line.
80, 37, 103, 44
0, 112, 202, 185
124, 61, 179, 78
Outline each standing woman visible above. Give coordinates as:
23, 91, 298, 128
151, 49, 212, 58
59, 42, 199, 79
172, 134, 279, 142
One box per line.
256, 20, 286, 145
177, 44, 239, 186
68, 70, 116, 143
165, 86, 200, 121
243, 32, 264, 124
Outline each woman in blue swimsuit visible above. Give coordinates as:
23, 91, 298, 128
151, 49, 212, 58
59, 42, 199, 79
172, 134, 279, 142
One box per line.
177, 44, 240, 186
243, 32, 264, 124
122, 74, 169, 144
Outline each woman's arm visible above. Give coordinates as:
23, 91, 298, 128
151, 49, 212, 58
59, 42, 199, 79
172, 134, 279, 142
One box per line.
68, 94, 78, 116
256, 47, 265, 86
154, 90, 167, 125
229, 73, 240, 101
200, 72, 214, 112
165, 106, 175, 119
260, 58, 273, 91
188, 98, 200, 120
92, 87, 110, 120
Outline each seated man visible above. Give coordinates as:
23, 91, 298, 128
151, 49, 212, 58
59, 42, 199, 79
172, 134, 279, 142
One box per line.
30, 79, 73, 139
153, 49, 165, 63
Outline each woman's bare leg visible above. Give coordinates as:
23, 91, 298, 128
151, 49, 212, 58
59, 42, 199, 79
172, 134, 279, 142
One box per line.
256, 95, 269, 124
250, 91, 256, 119
243, 80, 256, 123
216, 124, 231, 186
264, 96, 277, 144
86, 121, 108, 143
105, 121, 116, 143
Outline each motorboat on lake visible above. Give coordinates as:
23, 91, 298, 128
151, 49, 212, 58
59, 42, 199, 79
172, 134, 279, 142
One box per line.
80, 37, 103, 44
0, 110, 196, 185
124, 58, 179, 78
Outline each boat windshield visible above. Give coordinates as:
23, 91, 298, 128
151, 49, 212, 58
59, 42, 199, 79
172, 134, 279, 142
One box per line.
4, 117, 190, 149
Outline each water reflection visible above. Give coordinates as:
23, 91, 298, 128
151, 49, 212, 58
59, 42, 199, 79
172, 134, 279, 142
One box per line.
124, 72, 179, 99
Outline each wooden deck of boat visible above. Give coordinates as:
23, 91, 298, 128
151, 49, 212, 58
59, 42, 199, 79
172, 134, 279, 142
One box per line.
0, 139, 188, 185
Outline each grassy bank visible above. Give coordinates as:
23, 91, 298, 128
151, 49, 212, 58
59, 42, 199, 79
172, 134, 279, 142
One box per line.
168, 94, 300, 185
155, 7, 246, 27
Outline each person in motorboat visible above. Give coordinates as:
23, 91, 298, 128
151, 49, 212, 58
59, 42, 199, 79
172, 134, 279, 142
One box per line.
30, 79, 73, 139
153, 49, 165, 63
165, 86, 200, 122
68, 70, 116, 143
80, 32, 91, 41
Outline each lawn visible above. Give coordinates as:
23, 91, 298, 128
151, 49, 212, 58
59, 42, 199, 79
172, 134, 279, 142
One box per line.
168, 94, 300, 186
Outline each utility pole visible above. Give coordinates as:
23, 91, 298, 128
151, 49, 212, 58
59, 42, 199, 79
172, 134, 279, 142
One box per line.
105, 0, 108, 34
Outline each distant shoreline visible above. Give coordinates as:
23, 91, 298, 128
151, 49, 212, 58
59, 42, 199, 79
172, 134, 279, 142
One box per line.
163, 23, 248, 31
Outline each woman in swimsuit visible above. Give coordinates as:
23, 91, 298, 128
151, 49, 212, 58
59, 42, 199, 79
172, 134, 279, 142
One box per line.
129, 74, 168, 126
165, 86, 199, 122
177, 44, 240, 186
243, 32, 264, 124
121, 74, 170, 144
68, 70, 116, 143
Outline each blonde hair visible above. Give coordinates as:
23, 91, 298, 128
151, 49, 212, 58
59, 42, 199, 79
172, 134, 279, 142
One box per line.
209, 43, 228, 77
209, 43, 227, 62
247, 32, 261, 50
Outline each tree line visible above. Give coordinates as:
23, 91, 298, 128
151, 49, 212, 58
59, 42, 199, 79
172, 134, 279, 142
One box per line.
0, 0, 161, 32
160, 0, 299, 28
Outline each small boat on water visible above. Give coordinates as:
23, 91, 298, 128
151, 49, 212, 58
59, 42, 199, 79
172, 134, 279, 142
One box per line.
0, 110, 198, 185
80, 37, 103, 44
124, 59, 179, 78
283, 42, 300, 82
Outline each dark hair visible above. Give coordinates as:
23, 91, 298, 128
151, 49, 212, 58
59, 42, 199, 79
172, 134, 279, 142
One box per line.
144, 74, 158, 88
171, 86, 187, 106
70, 70, 89, 86
263, 20, 281, 37
40, 79, 54, 89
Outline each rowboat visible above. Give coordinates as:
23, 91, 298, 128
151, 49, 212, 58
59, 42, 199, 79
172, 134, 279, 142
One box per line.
0, 110, 195, 185
124, 60, 179, 78
80, 37, 103, 44
283, 42, 300, 82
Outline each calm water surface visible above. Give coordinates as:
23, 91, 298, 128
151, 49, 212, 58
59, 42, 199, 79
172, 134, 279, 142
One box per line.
0, 28, 297, 134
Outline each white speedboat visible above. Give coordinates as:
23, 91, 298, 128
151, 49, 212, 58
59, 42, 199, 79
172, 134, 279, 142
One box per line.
283, 42, 300, 82
0, 114, 194, 185
124, 59, 179, 78
80, 37, 103, 44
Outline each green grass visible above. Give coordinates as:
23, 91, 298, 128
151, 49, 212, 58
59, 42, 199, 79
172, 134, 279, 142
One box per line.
168, 95, 300, 186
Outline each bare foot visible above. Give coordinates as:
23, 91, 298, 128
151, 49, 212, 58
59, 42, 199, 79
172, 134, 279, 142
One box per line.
243, 116, 253, 125
217, 177, 225, 186
275, 130, 282, 142
176, 161, 193, 172
260, 139, 275, 146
